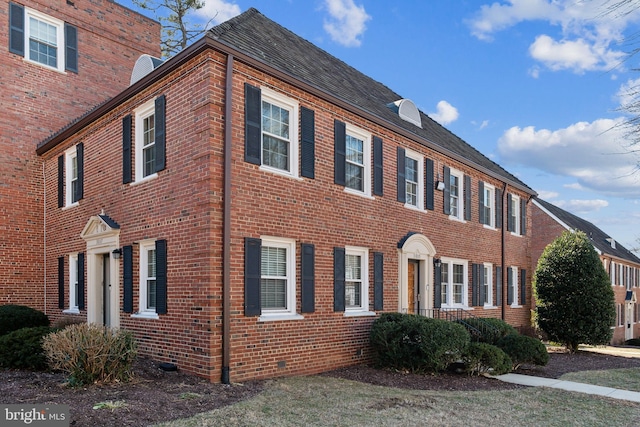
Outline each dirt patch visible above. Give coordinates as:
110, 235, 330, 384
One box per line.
3, 348, 640, 426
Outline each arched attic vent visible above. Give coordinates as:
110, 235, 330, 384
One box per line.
130, 54, 165, 85
387, 99, 422, 128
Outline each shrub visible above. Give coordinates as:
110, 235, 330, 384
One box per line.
625, 338, 640, 347
370, 313, 470, 373
456, 317, 518, 345
497, 334, 549, 369
0, 326, 55, 370
0, 305, 50, 336
43, 323, 137, 385
462, 342, 512, 376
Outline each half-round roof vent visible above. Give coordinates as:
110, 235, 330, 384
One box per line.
387, 99, 422, 128
130, 54, 164, 85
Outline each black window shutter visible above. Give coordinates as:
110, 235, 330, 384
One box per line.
396, 147, 406, 203
57, 155, 64, 208
9, 2, 24, 56
479, 264, 485, 306
244, 237, 261, 316
495, 266, 502, 306
78, 252, 85, 310
154, 95, 166, 172
374, 252, 383, 311
507, 193, 514, 232
495, 188, 502, 229
434, 261, 442, 309
155, 239, 168, 314
76, 142, 84, 201
244, 83, 261, 165
520, 269, 526, 306
334, 120, 346, 186
443, 166, 451, 215
471, 263, 479, 307
507, 268, 514, 305
333, 247, 345, 312
123, 245, 133, 313
425, 158, 434, 210
464, 175, 471, 221
373, 136, 383, 196
478, 181, 485, 225
58, 256, 65, 309
122, 115, 132, 184
520, 198, 527, 235
300, 107, 315, 179
64, 23, 78, 73
301, 243, 315, 313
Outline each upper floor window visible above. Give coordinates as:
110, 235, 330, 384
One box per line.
58, 143, 83, 208
479, 182, 495, 227
397, 148, 424, 209
261, 90, 299, 176
9, 3, 77, 73
444, 167, 465, 221
125, 95, 166, 184
334, 121, 372, 198
441, 258, 468, 307
508, 194, 520, 235
65, 146, 79, 205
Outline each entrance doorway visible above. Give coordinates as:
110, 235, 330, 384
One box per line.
398, 233, 437, 315
407, 260, 420, 314
102, 254, 111, 327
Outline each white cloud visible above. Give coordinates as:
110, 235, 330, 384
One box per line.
555, 198, 609, 214
617, 77, 640, 112
563, 182, 584, 191
467, 0, 640, 74
322, 0, 371, 47
536, 190, 559, 200
196, 0, 241, 25
497, 117, 640, 196
428, 101, 459, 125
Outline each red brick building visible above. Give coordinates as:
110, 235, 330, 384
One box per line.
34, 8, 537, 383
531, 198, 640, 344
0, 0, 160, 308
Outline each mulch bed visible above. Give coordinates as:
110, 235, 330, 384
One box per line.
3, 348, 640, 426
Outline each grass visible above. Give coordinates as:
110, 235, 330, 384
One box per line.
92, 400, 128, 411
561, 368, 640, 392
155, 375, 640, 427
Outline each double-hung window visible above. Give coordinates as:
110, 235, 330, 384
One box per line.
140, 241, 157, 314
441, 258, 468, 307
260, 237, 297, 318
135, 100, 157, 181
68, 254, 79, 312
261, 90, 298, 176
404, 150, 424, 209
479, 182, 495, 227
65, 146, 79, 206
510, 195, 520, 234
509, 266, 519, 306
445, 167, 464, 221
483, 263, 493, 306
58, 143, 83, 208
345, 246, 369, 313
345, 130, 366, 192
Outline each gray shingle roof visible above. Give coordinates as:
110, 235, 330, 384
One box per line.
535, 198, 640, 264
208, 8, 533, 193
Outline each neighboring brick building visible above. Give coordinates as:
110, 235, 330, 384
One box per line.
0, 0, 160, 308
35, 8, 537, 383
532, 198, 640, 344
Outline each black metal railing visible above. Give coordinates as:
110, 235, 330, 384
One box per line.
401, 308, 500, 341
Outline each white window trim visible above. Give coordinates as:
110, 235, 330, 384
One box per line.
24, 8, 66, 73
611, 261, 616, 286
482, 183, 496, 229
510, 266, 521, 307
63, 253, 80, 314
448, 168, 464, 222
134, 99, 158, 184
344, 124, 372, 199
132, 239, 159, 319
404, 149, 424, 211
344, 246, 374, 316
483, 262, 495, 308
259, 87, 300, 180
511, 194, 521, 236
441, 257, 469, 308
64, 145, 79, 208
259, 236, 302, 321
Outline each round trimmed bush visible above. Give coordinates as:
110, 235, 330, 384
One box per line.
0, 326, 54, 370
497, 334, 549, 369
370, 313, 470, 373
0, 305, 50, 336
462, 342, 512, 375
456, 317, 518, 345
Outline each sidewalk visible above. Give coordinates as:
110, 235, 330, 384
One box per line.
495, 345, 640, 403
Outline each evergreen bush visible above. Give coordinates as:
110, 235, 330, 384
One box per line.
0, 304, 50, 336
456, 317, 518, 344
0, 326, 54, 370
43, 323, 137, 385
462, 342, 512, 375
496, 333, 549, 369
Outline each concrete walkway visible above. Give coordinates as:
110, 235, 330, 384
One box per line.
495, 345, 640, 403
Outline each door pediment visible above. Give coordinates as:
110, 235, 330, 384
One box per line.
81, 214, 120, 244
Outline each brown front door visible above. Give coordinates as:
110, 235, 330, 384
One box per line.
408, 260, 419, 314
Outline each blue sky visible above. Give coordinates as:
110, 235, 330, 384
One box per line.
120, 0, 640, 251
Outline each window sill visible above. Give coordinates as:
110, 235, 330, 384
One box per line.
131, 173, 158, 186
343, 187, 374, 200
440, 305, 471, 311
404, 203, 425, 212
23, 57, 66, 74
483, 305, 499, 310
344, 310, 376, 317
259, 313, 304, 322
448, 215, 466, 224
63, 308, 80, 314
259, 165, 302, 181
510, 232, 523, 238
510, 304, 523, 309
131, 312, 159, 320
482, 224, 497, 231
62, 202, 79, 210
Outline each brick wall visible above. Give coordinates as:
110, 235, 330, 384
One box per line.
41, 47, 534, 382
0, 0, 160, 309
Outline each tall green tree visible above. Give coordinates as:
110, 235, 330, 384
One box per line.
533, 230, 615, 353
133, 0, 210, 57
